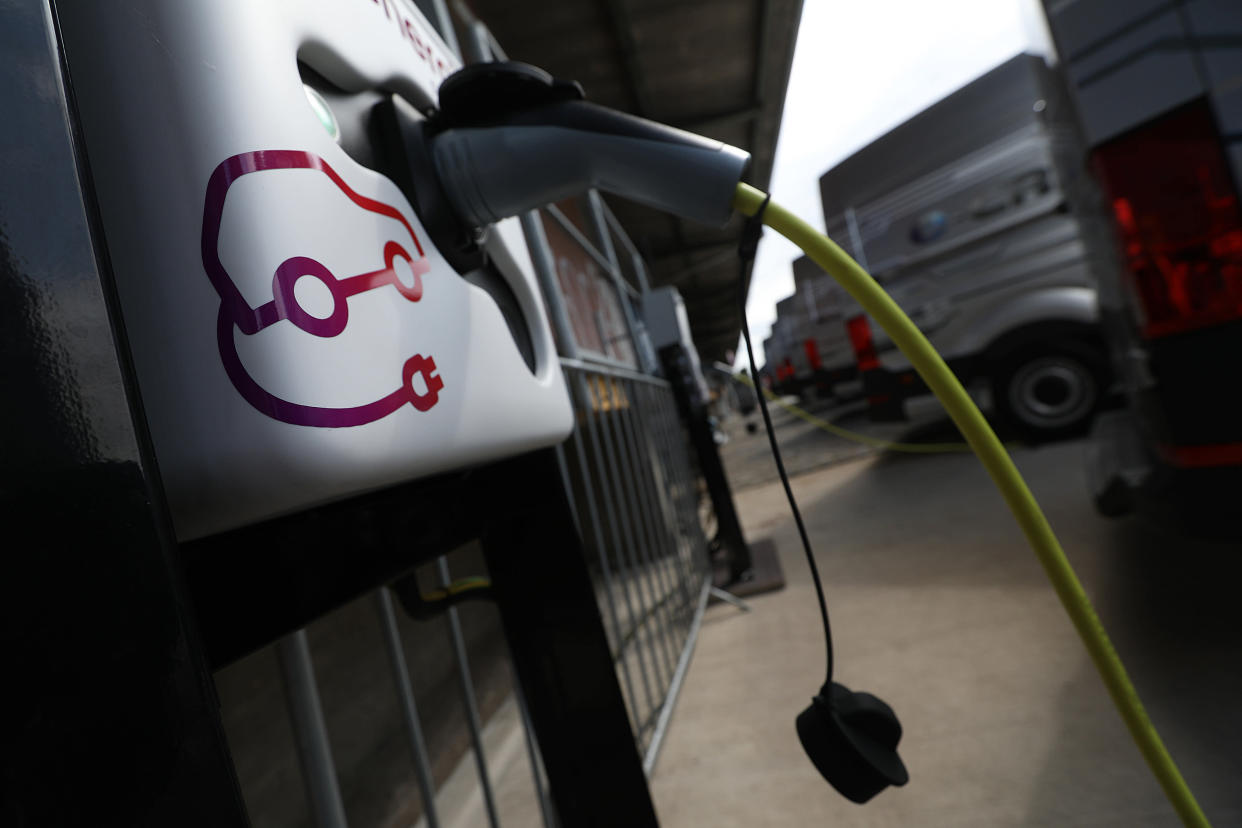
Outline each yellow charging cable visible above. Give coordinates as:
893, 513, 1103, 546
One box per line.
733, 182, 1209, 828
421, 575, 492, 603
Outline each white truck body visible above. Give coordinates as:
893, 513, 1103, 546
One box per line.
817, 52, 1110, 434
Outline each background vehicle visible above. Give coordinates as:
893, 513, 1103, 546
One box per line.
763, 312, 800, 393
820, 53, 1112, 439
763, 254, 860, 401
1039, 0, 1242, 534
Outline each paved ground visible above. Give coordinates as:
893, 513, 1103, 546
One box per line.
715, 396, 891, 491
422, 401, 1241, 827
650, 412, 1242, 827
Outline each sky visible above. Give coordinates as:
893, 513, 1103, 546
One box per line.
740, 0, 1055, 366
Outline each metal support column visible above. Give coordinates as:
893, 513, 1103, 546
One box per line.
2, 4, 248, 822
521, 211, 581, 361
658, 343, 753, 582
278, 631, 349, 828
437, 556, 502, 828
475, 449, 659, 828
586, 190, 656, 374
374, 589, 441, 828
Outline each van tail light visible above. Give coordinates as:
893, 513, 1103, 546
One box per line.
1091, 99, 1242, 339
846, 314, 879, 371
803, 338, 822, 371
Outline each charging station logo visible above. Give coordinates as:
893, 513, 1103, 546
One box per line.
202, 150, 444, 427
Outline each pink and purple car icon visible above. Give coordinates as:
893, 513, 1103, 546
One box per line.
202, 150, 444, 427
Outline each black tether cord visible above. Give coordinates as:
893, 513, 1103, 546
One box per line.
737, 195, 834, 683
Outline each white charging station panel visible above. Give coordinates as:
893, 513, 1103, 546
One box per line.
58, 0, 573, 540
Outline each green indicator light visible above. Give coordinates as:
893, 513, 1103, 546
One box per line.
304, 85, 340, 142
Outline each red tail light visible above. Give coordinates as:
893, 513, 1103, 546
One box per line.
1092, 99, 1242, 339
846, 314, 879, 371
803, 338, 822, 371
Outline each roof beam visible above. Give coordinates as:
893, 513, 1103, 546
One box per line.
599, 0, 653, 116
753, 0, 774, 104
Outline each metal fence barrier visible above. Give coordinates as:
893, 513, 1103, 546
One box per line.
224, 181, 720, 827
263, 577, 555, 828
226, 10, 722, 825
248, 187, 720, 825
557, 358, 713, 767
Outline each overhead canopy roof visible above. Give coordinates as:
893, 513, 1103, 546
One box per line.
459, 0, 803, 363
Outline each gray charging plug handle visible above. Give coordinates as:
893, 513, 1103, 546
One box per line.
431, 101, 750, 228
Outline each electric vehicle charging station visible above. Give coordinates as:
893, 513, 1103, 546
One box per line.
56, 1, 577, 541
6, 0, 771, 823
8, 0, 1216, 823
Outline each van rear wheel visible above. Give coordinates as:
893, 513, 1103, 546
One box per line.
991, 342, 1104, 441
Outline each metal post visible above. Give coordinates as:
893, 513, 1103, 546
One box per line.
586, 191, 653, 373
466, 21, 492, 63
635, 379, 705, 635
3, 7, 249, 820
373, 589, 441, 828
429, 0, 461, 57
474, 449, 659, 828
450, 2, 494, 64
586, 190, 621, 270
553, 443, 582, 536
512, 679, 556, 828
277, 630, 349, 828
521, 211, 580, 360
438, 556, 502, 828
595, 373, 674, 687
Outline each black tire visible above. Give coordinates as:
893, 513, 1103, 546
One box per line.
991, 341, 1106, 441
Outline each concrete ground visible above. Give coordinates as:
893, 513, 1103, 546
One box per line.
714, 395, 906, 491
421, 400, 1242, 827
650, 415, 1242, 826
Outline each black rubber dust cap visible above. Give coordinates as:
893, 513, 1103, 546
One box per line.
796, 681, 909, 803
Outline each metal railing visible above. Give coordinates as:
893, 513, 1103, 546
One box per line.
556, 359, 712, 767
234, 174, 716, 828
454, 0, 719, 786
525, 173, 716, 773
267, 575, 553, 828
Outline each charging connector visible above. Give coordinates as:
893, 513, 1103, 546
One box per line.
424, 62, 750, 228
